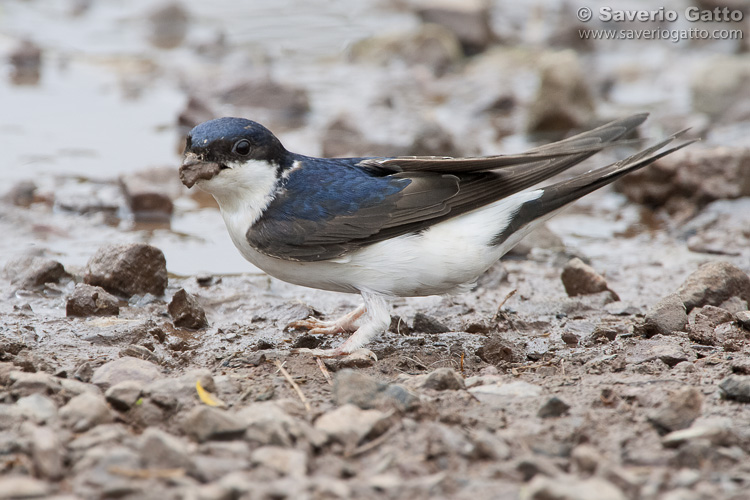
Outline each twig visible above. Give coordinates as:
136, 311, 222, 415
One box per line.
347, 417, 398, 457
315, 356, 333, 386
492, 289, 517, 322
274, 360, 311, 413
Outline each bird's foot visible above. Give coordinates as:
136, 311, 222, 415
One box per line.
287, 305, 365, 335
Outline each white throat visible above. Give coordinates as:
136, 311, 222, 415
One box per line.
196, 159, 280, 258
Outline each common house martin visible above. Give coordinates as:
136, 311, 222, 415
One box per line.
179, 114, 691, 357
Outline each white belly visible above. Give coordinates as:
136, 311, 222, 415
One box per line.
219, 189, 544, 297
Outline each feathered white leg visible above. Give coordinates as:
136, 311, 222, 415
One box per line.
300, 290, 390, 358
288, 304, 365, 335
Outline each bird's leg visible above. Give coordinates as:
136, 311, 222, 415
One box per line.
288, 304, 365, 335
303, 290, 391, 358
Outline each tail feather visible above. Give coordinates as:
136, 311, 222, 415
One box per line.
491, 131, 696, 246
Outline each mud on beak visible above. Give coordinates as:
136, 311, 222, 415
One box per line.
180, 153, 221, 188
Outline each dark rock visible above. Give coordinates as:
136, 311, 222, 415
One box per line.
4, 256, 67, 290
677, 261, 750, 312
618, 148, 750, 217
9, 39, 42, 85
526, 51, 595, 134
3, 180, 37, 207
476, 335, 524, 364
415, 0, 494, 55
421, 367, 465, 391
561, 332, 579, 346
59, 392, 113, 432
389, 315, 412, 335
182, 407, 246, 442
91, 357, 162, 391
291, 333, 321, 349
647, 386, 703, 434
334, 370, 418, 412
119, 167, 182, 222
537, 396, 570, 418
719, 375, 750, 402
412, 312, 450, 334
147, 2, 189, 49
218, 78, 309, 126
105, 380, 144, 411
168, 289, 208, 329
66, 284, 120, 317
638, 293, 687, 337
561, 258, 618, 299
84, 243, 168, 297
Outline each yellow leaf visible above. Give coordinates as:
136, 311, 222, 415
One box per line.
195, 380, 226, 408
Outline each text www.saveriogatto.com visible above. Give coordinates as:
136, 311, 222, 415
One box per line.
576, 6, 744, 43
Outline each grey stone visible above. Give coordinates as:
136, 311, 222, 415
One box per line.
691, 56, 750, 120
105, 380, 144, 411
251, 446, 308, 477
9, 371, 61, 396
314, 404, 393, 449
182, 407, 246, 443
168, 289, 209, 329
561, 258, 618, 299
523, 474, 626, 500
469, 381, 542, 401
72, 445, 142, 498
59, 392, 113, 432
139, 427, 194, 470
526, 51, 595, 135
569, 444, 603, 476
29, 425, 65, 480
66, 283, 120, 317
237, 401, 310, 447
333, 369, 418, 412
84, 243, 168, 297
537, 396, 571, 418
414, 0, 493, 55
719, 374, 750, 402
143, 369, 216, 409
677, 261, 750, 312
16, 394, 57, 424
648, 386, 703, 434
91, 357, 162, 391
688, 305, 736, 345
649, 344, 689, 367
736, 310, 750, 329
323, 349, 377, 370
661, 425, 736, 448
421, 368, 465, 391
0, 475, 50, 499
640, 294, 687, 337
4, 255, 67, 290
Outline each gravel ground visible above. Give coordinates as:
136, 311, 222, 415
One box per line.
2, 1, 750, 499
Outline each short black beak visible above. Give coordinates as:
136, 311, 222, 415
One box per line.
179, 154, 221, 188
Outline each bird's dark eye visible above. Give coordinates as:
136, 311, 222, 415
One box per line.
233, 139, 251, 156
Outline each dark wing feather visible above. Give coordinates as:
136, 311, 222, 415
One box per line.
246, 114, 671, 262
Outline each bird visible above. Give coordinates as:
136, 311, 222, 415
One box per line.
179, 114, 691, 357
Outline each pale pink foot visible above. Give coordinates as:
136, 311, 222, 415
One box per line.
287, 304, 365, 335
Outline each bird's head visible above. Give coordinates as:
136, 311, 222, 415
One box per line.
180, 117, 289, 200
